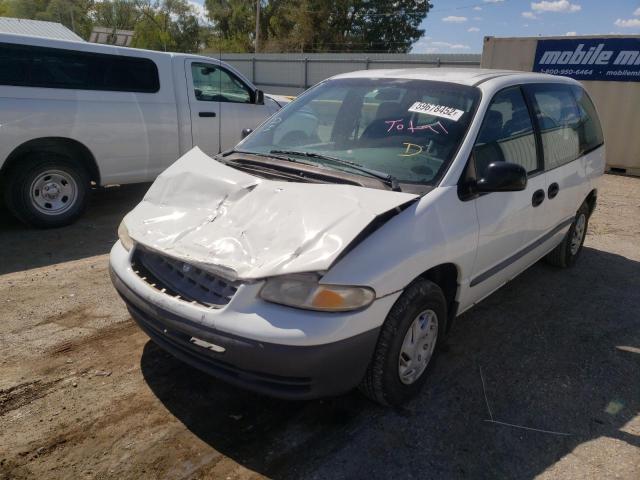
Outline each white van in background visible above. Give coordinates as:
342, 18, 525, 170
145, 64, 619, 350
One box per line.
0, 33, 288, 228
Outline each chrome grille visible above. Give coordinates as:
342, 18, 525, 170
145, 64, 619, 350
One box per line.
132, 247, 239, 308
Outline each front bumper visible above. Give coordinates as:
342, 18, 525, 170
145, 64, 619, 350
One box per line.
109, 241, 398, 399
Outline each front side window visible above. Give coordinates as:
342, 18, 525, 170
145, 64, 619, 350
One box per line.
238, 78, 480, 189
473, 87, 539, 177
527, 84, 581, 170
571, 86, 604, 154
191, 63, 251, 103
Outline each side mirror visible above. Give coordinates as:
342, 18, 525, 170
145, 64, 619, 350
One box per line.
254, 89, 264, 105
241, 128, 253, 139
476, 162, 527, 192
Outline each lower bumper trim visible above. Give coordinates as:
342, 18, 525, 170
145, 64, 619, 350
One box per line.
111, 267, 380, 400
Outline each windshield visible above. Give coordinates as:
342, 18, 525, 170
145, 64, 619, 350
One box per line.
237, 78, 480, 188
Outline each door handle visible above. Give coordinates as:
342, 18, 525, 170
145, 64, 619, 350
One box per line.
532, 189, 545, 207
199, 111, 217, 117
548, 182, 560, 199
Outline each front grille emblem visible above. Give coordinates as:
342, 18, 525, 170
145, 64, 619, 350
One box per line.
132, 247, 239, 308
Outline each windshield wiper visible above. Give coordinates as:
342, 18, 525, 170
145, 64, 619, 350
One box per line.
270, 150, 401, 191
224, 149, 298, 163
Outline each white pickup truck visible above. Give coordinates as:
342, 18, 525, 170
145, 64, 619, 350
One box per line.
0, 33, 288, 227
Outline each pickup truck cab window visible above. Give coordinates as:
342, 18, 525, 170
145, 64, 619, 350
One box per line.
190, 62, 251, 104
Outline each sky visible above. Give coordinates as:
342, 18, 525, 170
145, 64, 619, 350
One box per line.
189, 0, 640, 54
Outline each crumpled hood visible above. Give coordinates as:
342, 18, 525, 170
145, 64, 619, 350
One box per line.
124, 147, 417, 281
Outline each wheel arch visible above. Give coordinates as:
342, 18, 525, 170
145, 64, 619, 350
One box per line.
1, 137, 100, 185
414, 262, 460, 332
585, 188, 597, 217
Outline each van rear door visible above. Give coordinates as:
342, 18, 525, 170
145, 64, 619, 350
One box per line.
524, 83, 589, 235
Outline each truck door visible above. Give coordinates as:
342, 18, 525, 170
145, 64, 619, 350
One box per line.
467, 86, 549, 304
185, 60, 222, 155
186, 60, 268, 155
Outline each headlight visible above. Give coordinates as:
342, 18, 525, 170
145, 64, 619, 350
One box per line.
259, 273, 375, 312
118, 220, 134, 252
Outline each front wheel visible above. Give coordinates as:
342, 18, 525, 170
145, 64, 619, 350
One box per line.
4, 152, 89, 228
359, 279, 447, 406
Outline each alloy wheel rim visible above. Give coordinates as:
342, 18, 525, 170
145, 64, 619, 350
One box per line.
570, 213, 586, 255
30, 170, 78, 215
398, 309, 439, 385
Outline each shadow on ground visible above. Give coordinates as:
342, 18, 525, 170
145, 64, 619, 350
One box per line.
140, 246, 640, 479
0, 183, 149, 275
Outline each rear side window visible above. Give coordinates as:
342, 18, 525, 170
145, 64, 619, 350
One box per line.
0, 43, 159, 93
571, 86, 604, 154
473, 87, 539, 176
527, 84, 581, 170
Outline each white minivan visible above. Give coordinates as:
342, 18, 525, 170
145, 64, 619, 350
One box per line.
110, 69, 605, 405
0, 33, 287, 227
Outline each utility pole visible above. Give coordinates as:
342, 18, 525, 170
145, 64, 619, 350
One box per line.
70, 6, 76, 34
255, 0, 260, 53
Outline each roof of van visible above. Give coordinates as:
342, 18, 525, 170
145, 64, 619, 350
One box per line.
0, 17, 83, 42
331, 68, 563, 86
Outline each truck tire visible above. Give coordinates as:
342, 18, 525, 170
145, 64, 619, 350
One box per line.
545, 202, 590, 268
4, 152, 89, 228
359, 279, 447, 406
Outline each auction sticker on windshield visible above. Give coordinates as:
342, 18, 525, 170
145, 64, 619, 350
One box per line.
408, 102, 464, 121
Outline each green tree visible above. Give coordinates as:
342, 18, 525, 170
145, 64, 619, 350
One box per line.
265, 0, 431, 53
204, 0, 431, 53
39, 0, 94, 39
92, 0, 141, 31
2, 0, 50, 19
1, 0, 94, 39
132, 0, 200, 52
204, 0, 256, 52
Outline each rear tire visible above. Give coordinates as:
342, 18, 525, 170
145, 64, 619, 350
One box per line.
4, 152, 89, 228
359, 279, 447, 406
545, 202, 590, 268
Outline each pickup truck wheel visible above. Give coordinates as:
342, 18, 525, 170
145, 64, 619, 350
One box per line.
4, 153, 89, 228
545, 202, 590, 268
359, 279, 447, 406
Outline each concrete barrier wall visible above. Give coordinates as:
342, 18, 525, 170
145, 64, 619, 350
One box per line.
205, 53, 482, 95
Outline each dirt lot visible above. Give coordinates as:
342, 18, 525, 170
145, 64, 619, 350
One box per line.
1, 175, 639, 480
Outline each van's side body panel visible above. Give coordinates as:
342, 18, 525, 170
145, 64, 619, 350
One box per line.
584, 145, 606, 188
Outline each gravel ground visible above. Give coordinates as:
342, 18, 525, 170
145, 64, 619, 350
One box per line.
1, 175, 639, 480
